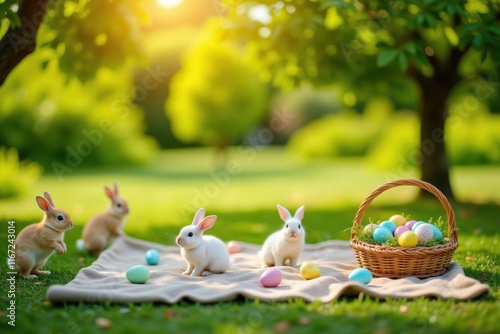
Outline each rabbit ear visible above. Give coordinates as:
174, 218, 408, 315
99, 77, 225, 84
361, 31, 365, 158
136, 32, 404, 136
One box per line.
294, 205, 305, 220
197, 215, 217, 232
105, 186, 114, 200
36, 196, 50, 213
192, 208, 206, 225
43, 191, 55, 207
113, 181, 119, 196
277, 205, 292, 222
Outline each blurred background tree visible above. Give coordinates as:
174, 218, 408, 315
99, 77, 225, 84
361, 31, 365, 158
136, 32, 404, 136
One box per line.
166, 25, 269, 163
221, 0, 500, 199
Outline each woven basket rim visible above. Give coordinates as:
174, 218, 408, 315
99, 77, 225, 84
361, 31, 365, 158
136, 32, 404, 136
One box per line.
350, 178, 459, 244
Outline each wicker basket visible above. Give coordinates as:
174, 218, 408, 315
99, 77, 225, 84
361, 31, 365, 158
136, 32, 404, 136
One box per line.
349, 178, 459, 278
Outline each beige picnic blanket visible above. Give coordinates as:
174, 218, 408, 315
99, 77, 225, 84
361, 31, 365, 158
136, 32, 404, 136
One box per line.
47, 235, 490, 303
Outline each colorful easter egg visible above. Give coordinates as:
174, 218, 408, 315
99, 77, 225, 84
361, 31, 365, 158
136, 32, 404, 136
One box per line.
227, 241, 243, 254
348, 268, 372, 284
300, 262, 321, 280
411, 221, 427, 231
126, 265, 150, 284
145, 249, 160, 265
373, 226, 393, 242
380, 220, 397, 233
389, 214, 406, 227
260, 268, 282, 288
415, 224, 434, 243
363, 223, 379, 233
429, 224, 443, 240
394, 226, 410, 239
405, 220, 418, 230
398, 231, 418, 247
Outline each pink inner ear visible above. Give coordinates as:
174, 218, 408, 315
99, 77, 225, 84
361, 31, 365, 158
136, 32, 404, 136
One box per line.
36, 196, 50, 212
277, 206, 291, 221
105, 187, 114, 199
199, 216, 217, 231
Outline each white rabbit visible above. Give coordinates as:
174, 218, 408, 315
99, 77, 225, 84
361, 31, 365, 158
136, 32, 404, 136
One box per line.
260, 204, 305, 267
176, 208, 230, 277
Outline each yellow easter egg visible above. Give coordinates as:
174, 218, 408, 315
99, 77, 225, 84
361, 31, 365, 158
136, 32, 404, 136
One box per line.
398, 231, 418, 247
389, 214, 407, 227
300, 262, 321, 280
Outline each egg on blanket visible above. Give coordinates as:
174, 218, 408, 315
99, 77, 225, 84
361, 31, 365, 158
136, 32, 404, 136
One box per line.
126, 265, 150, 284
145, 249, 160, 265
260, 268, 282, 288
300, 262, 321, 280
348, 268, 372, 284
227, 241, 243, 254
415, 224, 434, 243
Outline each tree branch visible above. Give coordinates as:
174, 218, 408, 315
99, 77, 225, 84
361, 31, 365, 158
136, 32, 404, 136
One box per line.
0, 0, 49, 86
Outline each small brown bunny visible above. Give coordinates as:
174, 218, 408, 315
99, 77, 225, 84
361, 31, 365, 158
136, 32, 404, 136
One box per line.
15, 191, 73, 279
76, 182, 129, 256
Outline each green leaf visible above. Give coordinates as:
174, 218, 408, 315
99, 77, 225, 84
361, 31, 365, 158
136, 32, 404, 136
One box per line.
398, 53, 408, 71
403, 43, 417, 56
486, 25, 500, 37
5, 10, 21, 28
460, 23, 480, 33
376, 49, 399, 67
472, 34, 484, 50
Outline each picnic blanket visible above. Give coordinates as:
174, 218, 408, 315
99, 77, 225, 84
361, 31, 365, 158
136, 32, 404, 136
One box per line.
47, 235, 490, 303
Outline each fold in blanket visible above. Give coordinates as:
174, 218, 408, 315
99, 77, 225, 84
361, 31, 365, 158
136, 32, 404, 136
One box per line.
47, 236, 490, 303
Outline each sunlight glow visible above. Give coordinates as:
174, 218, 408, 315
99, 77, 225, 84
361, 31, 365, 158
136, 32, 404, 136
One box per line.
157, 0, 182, 9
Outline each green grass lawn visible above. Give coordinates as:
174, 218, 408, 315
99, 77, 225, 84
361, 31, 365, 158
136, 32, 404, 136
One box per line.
1, 148, 499, 333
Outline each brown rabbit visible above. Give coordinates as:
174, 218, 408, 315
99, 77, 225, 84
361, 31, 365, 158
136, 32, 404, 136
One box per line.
76, 182, 129, 256
15, 192, 73, 279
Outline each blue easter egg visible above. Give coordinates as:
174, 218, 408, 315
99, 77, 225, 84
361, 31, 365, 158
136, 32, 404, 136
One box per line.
348, 268, 373, 284
411, 221, 427, 231
373, 226, 393, 242
380, 220, 397, 233
429, 224, 444, 240
146, 249, 160, 265
126, 265, 150, 284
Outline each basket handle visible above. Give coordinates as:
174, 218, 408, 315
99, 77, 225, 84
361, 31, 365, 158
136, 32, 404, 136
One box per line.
351, 178, 458, 241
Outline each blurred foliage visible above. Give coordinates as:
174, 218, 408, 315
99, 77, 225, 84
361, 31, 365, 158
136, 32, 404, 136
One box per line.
221, 0, 500, 91
166, 22, 269, 149
0, 50, 157, 171
288, 97, 393, 158
0, 0, 20, 28
291, 95, 500, 167
37, 0, 150, 81
135, 27, 201, 149
0, 146, 42, 199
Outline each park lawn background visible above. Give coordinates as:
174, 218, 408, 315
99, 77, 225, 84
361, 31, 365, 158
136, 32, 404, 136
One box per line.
0, 148, 499, 333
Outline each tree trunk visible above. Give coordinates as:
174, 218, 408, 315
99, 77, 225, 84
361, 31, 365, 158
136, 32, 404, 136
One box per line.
418, 77, 455, 199
0, 0, 49, 86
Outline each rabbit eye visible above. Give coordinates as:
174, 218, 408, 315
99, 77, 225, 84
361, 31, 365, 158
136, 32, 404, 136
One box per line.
117, 203, 122, 208
188, 232, 193, 237
286, 224, 289, 228
298, 225, 301, 229
57, 214, 64, 222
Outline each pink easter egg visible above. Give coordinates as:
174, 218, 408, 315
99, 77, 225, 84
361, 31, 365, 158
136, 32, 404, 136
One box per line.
260, 268, 282, 288
405, 220, 417, 230
394, 226, 410, 238
226, 241, 243, 254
